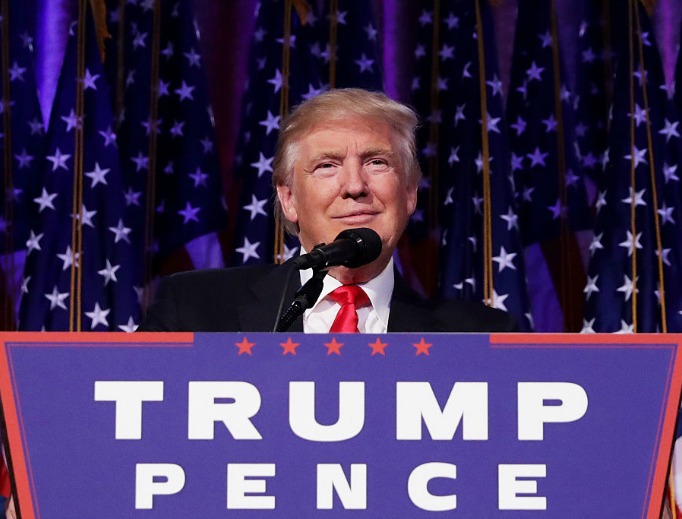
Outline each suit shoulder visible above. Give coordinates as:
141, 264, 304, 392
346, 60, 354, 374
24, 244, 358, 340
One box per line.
163, 265, 276, 291
432, 299, 518, 332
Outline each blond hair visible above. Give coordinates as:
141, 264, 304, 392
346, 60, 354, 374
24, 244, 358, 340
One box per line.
272, 88, 421, 234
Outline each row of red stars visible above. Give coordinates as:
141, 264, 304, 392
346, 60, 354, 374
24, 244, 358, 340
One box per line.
233, 337, 433, 356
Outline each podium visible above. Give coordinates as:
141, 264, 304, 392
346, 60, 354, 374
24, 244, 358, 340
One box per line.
1, 332, 680, 517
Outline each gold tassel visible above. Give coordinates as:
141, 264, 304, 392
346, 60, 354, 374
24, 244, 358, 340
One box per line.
639, 0, 657, 16
292, 0, 312, 25
88, 0, 111, 61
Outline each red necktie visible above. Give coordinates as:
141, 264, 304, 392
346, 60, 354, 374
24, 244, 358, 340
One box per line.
328, 285, 370, 333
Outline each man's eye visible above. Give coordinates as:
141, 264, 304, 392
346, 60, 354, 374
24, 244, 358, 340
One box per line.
367, 159, 390, 170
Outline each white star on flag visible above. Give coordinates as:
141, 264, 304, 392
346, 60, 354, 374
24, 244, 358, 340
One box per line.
33, 188, 58, 213
8, 61, 27, 81
658, 118, 679, 142
616, 275, 638, 301
131, 152, 149, 172
170, 120, 185, 137
178, 202, 201, 224
82, 69, 99, 90
500, 207, 519, 230
243, 195, 268, 220
98, 126, 117, 147
57, 245, 80, 270
72, 204, 97, 228
118, 317, 138, 333
183, 48, 202, 67
236, 237, 261, 262
15, 148, 34, 169
527, 147, 548, 167
354, 53, 374, 73
623, 146, 647, 168
85, 302, 110, 329
174, 81, 195, 101
109, 218, 132, 243
581, 318, 596, 333
61, 108, 82, 132
510, 116, 527, 136
492, 247, 517, 272
583, 275, 599, 299
615, 319, 634, 334
589, 233, 604, 255
259, 111, 280, 135
46, 148, 72, 172
85, 162, 110, 188
250, 152, 274, 177
268, 69, 283, 93
618, 230, 643, 256
26, 230, 44, 254
488, 290, 509, 311
189, 167, 209, 187
97, 259, 120, 286
526, 61, 544, 81
44, 286, 69, 310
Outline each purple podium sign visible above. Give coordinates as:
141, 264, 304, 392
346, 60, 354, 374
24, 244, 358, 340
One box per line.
0, 332, 680, 518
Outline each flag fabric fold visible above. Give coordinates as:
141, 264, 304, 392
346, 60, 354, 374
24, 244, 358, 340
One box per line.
18, 4, 140, 331
408, 0, 532, 329
506, 0, 592, 332
0, 0, 44, 328
583, 0, 682, 334
104, 0, 227, 308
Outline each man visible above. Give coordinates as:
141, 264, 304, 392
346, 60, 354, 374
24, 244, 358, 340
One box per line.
138, 88, 515, 333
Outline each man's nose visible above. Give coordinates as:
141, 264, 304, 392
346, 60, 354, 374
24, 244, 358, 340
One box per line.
340, 161, 369, 198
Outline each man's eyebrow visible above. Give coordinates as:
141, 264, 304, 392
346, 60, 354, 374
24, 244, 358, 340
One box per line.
307, 150, 345, 163
359, 147, 395, 160
305, 147, 395, 167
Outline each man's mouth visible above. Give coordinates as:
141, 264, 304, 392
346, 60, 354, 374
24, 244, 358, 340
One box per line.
333, 211, 379, 224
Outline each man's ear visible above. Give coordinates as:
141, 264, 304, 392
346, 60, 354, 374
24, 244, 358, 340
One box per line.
276, 184, 298, 223
406, 182, 418, 216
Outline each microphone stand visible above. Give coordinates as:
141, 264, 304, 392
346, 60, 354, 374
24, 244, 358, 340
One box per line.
275, 268, 328, 332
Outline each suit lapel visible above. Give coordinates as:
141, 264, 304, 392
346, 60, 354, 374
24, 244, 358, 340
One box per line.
387, 272, 438, 332
238, 261, 304, 332
236, 265, 433, 333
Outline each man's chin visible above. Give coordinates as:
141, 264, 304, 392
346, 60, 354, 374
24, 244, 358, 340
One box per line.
326, 256, 390, 285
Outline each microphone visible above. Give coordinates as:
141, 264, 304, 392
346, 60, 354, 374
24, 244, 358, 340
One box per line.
292, 228, 382, 270
275, 269, 328, 332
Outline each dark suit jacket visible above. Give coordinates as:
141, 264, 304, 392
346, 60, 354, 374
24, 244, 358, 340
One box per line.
138, 262, 517, 332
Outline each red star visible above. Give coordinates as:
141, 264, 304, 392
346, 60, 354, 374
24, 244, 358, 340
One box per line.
413, 337, 432, 356
368, 337, 388, 356
280, 337, 300, 355
324, 337, 344, 355
235, 336, 255, 355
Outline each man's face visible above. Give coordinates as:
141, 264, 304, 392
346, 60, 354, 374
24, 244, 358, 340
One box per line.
277, 117, 417, 277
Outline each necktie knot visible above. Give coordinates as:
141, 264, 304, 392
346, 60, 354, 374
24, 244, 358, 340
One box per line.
328, 285, 370, 333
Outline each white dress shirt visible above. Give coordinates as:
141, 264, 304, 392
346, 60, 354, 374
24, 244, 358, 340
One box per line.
299, 258, 394, 333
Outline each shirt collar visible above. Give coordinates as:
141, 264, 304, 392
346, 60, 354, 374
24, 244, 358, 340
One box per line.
299, 251, 394, 328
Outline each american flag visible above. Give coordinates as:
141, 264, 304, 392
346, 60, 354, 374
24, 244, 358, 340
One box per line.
17, 6, 140, 331
505, 0, 592, 332
0, 0, 44, 329
573, 0, 610, 188
408, 0, 531, 329
104, 0, 227, 306
230, 0, 383, 267
582, 1, 682, 335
